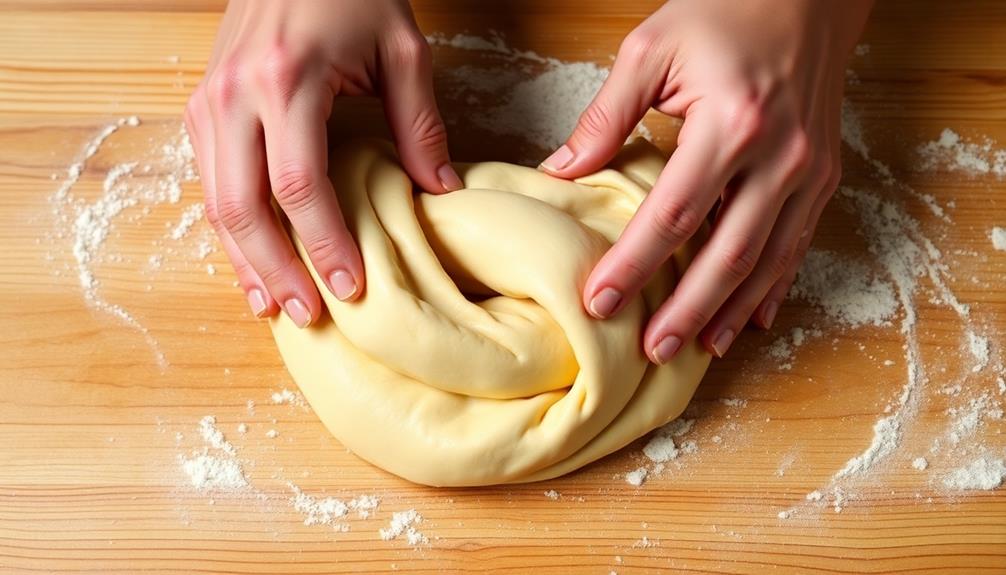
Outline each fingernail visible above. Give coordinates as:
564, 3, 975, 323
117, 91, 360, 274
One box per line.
652, 335, 682, 364
540, 145, 574, 172
588, 287, 622, 318
762, 301, 779, 329
247, 288, 267, 317
328, 270, 358, 301
284, 298, 311, 328
437, 163, 464, 192
711, 329, 735, 358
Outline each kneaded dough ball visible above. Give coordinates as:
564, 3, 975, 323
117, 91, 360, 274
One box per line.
269, 139, 710, 486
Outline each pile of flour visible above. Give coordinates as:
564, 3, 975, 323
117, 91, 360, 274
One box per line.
427, 32, 650, 161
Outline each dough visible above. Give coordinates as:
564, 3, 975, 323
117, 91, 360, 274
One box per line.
269, 139, 710, 486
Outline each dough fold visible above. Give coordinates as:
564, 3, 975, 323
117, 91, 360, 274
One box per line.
269, 139, 710, 486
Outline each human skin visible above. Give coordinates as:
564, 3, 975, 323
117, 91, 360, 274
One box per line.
185, 0, 460, 328
189, 0, 873, 363
541, 0, 874, 364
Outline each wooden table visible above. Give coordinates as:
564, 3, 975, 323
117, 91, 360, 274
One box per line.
2, 1, 1004, 573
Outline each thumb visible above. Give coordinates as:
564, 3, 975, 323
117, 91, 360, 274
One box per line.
540, 39, 663, 178
381, 32, 462, 194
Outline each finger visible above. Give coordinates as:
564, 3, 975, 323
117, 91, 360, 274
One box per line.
582, 107, 728, 321
700, 188, 815, 343
380, 30, 461, 194
185, 85, 279, 318
260, 87, 365, 302
643, 133, 810, 363
208, 99, 321, 328
755, 171, 835, 327
540, 29, 665, 177
754, 75, 845, 328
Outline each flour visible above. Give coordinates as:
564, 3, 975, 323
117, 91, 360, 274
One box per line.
380, 510, 428, 546
992, 227, 1006, 251
624, 467, 648, 487
835, 416, 902, 478
289, 483, 381, 527
942, 458, 1006, 490
271, 388, 307, 407
912, 457, 929, 471
49, 118, 199, 369
966, 331, 990, 373
790, 249, 898, 328
917, 128, 1006, 178
944, 392, 1002, 446
181, 453, 249, 491
543, 489, 560, 500
198, 415, 236, 456
427, 32, 649, 158
169, 203, 204, 240
642, 418, 695, 465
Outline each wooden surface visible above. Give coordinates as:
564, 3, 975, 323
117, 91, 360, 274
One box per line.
2, 1, 1005, 573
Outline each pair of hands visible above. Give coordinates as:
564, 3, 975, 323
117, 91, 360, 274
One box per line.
186, 0, 872, 364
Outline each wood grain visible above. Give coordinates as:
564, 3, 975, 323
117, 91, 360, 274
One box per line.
1, 1, 1005, 573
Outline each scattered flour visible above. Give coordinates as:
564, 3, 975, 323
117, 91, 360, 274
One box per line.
992, 227, 1006, 251
642, 418, 695, 465
50, 118, 199, 369
427, 31, 649, 158
790, 249, 898, 328
543, 489, 560, 501
271, 388, 306, 407
632, 536, 658, 549
835, 417, 902, 478
912, 457, 929, 471
380, 510, 428, 546
198, 415, 236, 456
624, 467, 648, 487
917, 128, 1006, 178
966, 331, 990, 373
169, 203, 204, 240
289, 483, 381, 527
942, 458, 1006, 490
181, 454, 249, 491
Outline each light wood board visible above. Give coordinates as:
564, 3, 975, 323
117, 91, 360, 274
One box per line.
1, 1, 1004, 573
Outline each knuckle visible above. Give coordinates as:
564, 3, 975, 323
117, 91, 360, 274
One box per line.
272, 165, 320, 214
386, 30, 430, 67
256, 253, 298, 286
303, 233, 350, 266
619, 254, 654, 288
216, 193, 259, 239
619, 27, 660, 65
184, 87, 205, 122
787, 131, 812, 173
717, 239, 760, 283
257, 44, 303, 104
762, 243, 796, 279
206, 61, 243, 112
723, 98, 764, 154
203, 197, 221, 228
408, 107, 448, 151
677, 305, 712, 333
577, 101, 615, 141
650, 199, 703, 247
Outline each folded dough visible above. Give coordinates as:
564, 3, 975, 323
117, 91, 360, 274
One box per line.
269, 139, 710, 486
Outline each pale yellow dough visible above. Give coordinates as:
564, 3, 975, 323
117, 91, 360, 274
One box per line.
269, 139, 710, 486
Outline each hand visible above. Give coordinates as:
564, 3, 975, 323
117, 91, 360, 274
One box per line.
185, 0, 461, 327
541, 0, 872, 363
